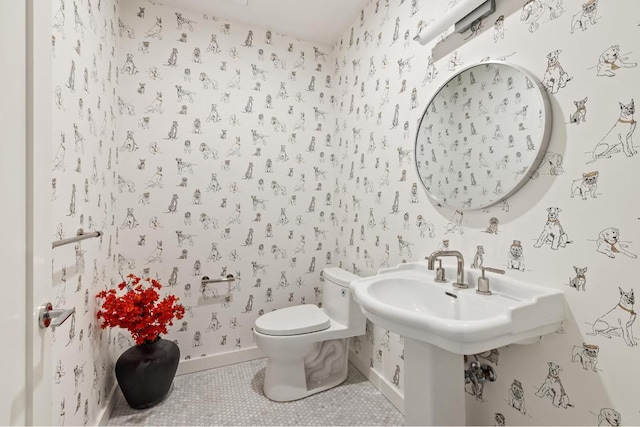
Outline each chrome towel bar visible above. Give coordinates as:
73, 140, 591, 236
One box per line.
201, 275, 235, 285
52, 228, 103, 249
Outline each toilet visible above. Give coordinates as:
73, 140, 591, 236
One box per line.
253, 267, 366, 402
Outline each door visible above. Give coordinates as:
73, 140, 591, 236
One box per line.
0, 2, 28, 425
26, 0, 54, 424
0, 1, 53, 425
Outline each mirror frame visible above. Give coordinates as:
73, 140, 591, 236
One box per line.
414, 61, 553, 211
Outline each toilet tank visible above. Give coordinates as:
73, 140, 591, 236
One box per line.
322, 267, 366, 334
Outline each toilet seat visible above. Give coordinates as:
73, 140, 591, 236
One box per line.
255, 305, 331, 336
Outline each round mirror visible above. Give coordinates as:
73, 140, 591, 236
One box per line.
414, 62, 552, 211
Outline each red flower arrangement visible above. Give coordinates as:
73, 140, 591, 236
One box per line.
96, 274, 185, 345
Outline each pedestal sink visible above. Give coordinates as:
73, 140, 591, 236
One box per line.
350, 262, 565, 426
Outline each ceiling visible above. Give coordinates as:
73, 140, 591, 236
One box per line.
157, 0, 369, 46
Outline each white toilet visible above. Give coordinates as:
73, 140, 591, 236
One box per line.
253, 267, 366, 402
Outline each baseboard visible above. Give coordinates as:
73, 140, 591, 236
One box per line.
176, 346, 265, 376
95, 383, 118, 426
348, 350, 404, 415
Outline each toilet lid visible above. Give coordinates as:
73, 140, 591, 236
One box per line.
255, 304, 331, 336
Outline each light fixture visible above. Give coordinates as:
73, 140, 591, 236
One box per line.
414, 0, 495, 46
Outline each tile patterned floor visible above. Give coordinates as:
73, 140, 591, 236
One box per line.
107, 358, 404, 426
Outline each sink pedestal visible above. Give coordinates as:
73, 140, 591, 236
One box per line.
349, 262, 566, 426
404, 338, 465, 426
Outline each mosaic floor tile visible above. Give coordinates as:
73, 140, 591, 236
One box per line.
108, 358, 404, 426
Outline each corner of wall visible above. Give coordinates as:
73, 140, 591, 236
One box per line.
348, 349, 404, 415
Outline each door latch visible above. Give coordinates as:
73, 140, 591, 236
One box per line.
38, 302, 75, 329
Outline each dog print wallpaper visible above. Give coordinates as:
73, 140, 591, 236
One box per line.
51, 0, 120, 425
53, 0, 338, 424
336, 0, 640, 425
49, 0, 640, 425
114, 0, 337, 371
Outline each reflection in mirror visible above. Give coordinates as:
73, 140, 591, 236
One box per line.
414, 62, 552, 211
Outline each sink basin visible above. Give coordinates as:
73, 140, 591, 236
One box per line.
350, 262, 565, 425
350, 262, 565, 355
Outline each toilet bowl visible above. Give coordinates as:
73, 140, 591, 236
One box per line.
253, 267, 365, 402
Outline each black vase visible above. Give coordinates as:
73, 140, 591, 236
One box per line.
115, 337, 180, 409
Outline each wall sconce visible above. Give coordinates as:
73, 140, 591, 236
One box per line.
414, 0, 496, 46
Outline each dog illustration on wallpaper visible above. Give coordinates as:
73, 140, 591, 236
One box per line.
534, 207, 571, 250
535, 362, 573, 408
119, 131, 138, 152
175, 12, 195, 32
165, 193, 178, 214
448, 51, 464, 71
596, 45, 636, 77
482, 216, 499, 234
251, 261, 267, 277
120, 54, 138, 75
52, 0, 65, 36
164, 47, 178, 68
175, 85, 195, 103
521, 0, 565, 32
589, 99, 636, 162
144, 92, 163, 114
532, 151, 565, 178
197, 142, 217, 160
416, 215, 435, 238
507, 379, 527, 414
597, 408, 621, 426
117, 175, 135, 193
120, 208, 138, 229
397, 235, 413, 257
417, 54, 438, 86
72, 1, 84, 38
588, 287, 637, 347
117, 96, 136, 116
176, 230, 196, 247
569, 97, 588, 124
117, 254, 135, 272
570, 171, 599, 199
493, 15, 505, 42
595, 227, 637, 258
569, 266, 588, 291
198, 72, 218, 90
145, 17, 162, 39
206, 243, 222, 263
542, 50, 571, 94
470, 245, 485, 269
507, 240, 526, 271
144, 166, 163, 189
494, 412, 507, 426
227, 204, 242, 225
206, 34, 221, 53
205, 312, 222, 332
570, 0, 599, 33
199, 214, 218, 230
163, 121, 179, 141
571, 342, 599, 371
118, 18, 135, 39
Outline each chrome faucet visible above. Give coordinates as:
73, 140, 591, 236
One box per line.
426, 250, 468, 289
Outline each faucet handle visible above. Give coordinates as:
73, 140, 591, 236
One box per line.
477, 266, 505, 295
481, 266, 505, 276
434, 259, 447, 283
